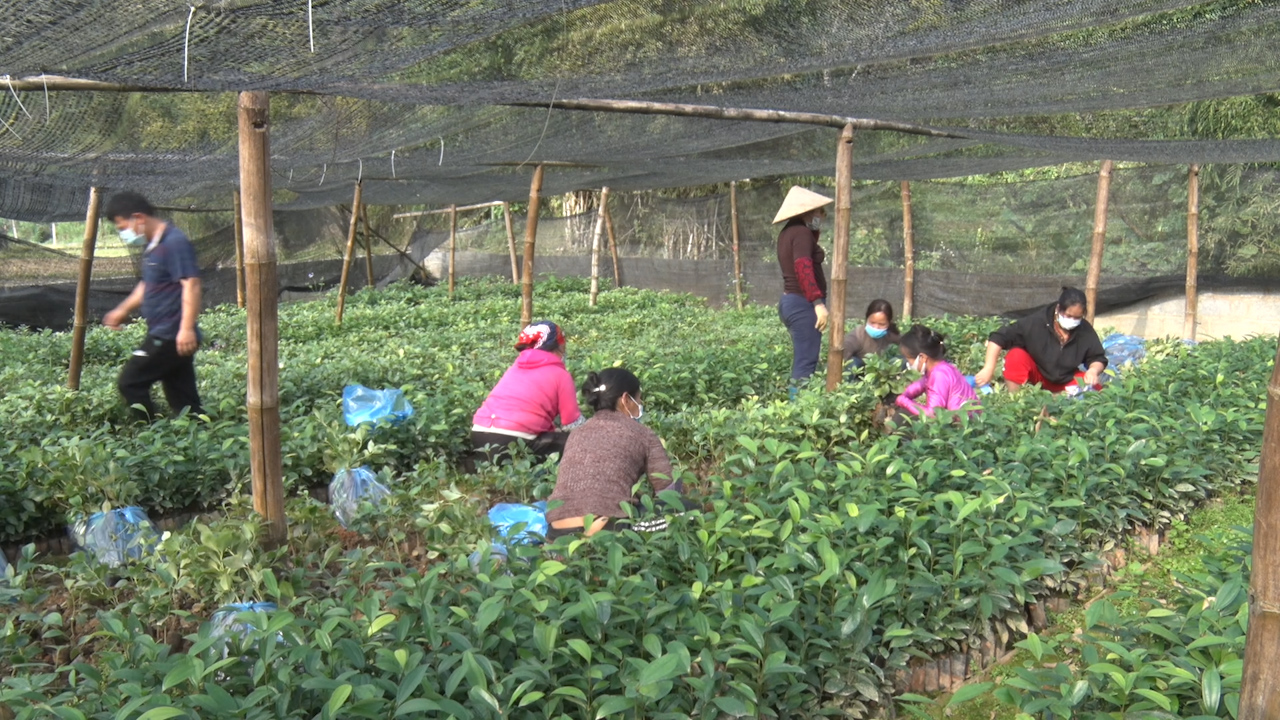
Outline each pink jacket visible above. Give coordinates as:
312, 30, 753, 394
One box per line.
473, 349, 581, 436
896, 360, 979, 418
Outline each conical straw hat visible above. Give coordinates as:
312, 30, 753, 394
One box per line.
772, 186, 834, 224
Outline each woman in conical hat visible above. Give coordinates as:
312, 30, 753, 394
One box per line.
774, 186, 834, 387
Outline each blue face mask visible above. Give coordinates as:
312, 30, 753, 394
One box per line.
865, 324, 888, 339
118, 227, 145, 246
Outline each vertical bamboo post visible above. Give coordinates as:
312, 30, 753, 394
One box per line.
233, 189, 246, 308
1184, 164, 1200, 341
503, 201, 519, 283
238, 90, 287, 546
901, 180, 915, 320
335, 181, 363, 324
589, 187, 610, 306
1241, 336, 1280, 718
362, 203, 375, 289
731, 181, 744, 310
448, 204, 457, 298
825, 123, 854, 391
604, 200, 622, 288
521, 165, 544, 326
1085, 159, 1114, 323
68, 186, 101, 391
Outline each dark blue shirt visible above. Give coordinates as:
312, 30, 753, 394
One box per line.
141, 224, 201, 340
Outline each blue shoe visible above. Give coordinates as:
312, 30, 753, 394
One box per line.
787, 385, 799, 402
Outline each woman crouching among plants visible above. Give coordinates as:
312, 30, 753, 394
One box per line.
544, 368, 692, 539
471, 321, 583, 466
889, 325, 980, 425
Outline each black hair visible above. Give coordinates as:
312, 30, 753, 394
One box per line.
865, 299, 895, 323
1056, 286, 1088, 314
898, 324, 947, 361
103, 192, 157, 221
581, 367, 642, 412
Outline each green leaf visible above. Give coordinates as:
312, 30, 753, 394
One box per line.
137, 710, 187, 720
1133, 688, 1173, 711
713, 696, 752, 717
567, 638, 592, 662
945, 682, 994, 708
638, 652, 687, 687
396, 699, 438, 716
368, 613, 396, 637
162, 657, 195, 691
1202, 665, 1222, 712
474, 596, 505, 634
328, 684, 354, 717
594, 696, 635, 718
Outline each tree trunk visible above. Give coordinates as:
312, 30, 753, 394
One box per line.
68, 187, 101, 391
521, 166, 544, 326
1085, 160, 1114, 323
825, 124, 854, 391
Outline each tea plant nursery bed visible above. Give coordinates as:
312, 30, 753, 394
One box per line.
0, 278, 1267, 719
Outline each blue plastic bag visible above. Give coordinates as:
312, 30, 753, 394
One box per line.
329, 466, 391, 528
209, 602, 281, 663
342, 385, 414, 426
488, 503, 548, 545
1099, 333, 1146, 380
963, 375, 994, 395
70, 507, 159, 567
468, 543, 509, 574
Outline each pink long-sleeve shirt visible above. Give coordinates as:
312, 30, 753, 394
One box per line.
473, 349, 581, 437
896, 360, 979, 418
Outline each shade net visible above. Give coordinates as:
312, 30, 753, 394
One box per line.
3, 2, 1280, 218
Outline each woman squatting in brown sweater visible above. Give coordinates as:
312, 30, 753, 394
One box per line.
544, 367, 688, 539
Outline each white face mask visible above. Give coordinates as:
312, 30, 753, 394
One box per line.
911, 355, 927, 374
1057, 314, 1082, 331
807, 215, 823, 231
626, 393, 644, 421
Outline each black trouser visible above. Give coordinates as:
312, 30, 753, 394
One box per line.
471, 430, 568, 466
118, 335, 203, 421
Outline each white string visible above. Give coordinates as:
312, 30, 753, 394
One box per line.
319, 163, 326, 186
4, 76, 31, 120
41, 74, 49, 123
288, 168, 294, 183
0, 112, 21, 140
307, 0, 314, 53
390, 150, 396, 178
519, 78, 560, 168
438, 137, 444, 166
183, 6, 196, 84
357, 158, 362, 182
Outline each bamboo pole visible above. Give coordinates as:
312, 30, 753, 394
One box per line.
448, 204, 457, 298
68, 186, 101, 391
604, 200, 621, 288
520, 165, 544, 326
731, 181, 744, 310
901, 181, 915, 320
1241, 336, 1280, 718
1184, 164, 1200, 341
233, 189, 246, 308
589, 187, 610, 306
393, 200, 504, 219
362, 203, 375, 289
825, 123, 855, 391
506, 98, 966, 139
237, 90, 287, 546
503, 202, 519, 283
335, 182, 363, 324
1085, 159, 1114, 324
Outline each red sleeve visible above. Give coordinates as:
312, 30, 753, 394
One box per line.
557, 371, 581, 425
794, 257, 824, 303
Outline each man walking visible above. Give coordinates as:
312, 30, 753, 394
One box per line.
102, 192, 205, 420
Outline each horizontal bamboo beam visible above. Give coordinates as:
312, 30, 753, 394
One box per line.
392, 200, 503, 219
505, 98, 966, 139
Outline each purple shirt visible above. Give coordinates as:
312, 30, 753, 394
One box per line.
896, 360, 979, 418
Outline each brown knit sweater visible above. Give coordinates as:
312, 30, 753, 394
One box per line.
545, 409, 674, 522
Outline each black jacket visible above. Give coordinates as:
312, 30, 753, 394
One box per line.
989, 304, 1108, 385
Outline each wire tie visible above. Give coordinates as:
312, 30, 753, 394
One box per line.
183, 6, 197, 83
